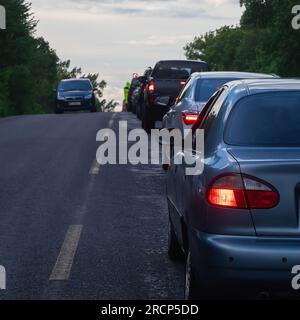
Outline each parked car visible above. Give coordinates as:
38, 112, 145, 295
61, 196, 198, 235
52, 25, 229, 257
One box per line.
141, 60, 209, 132
135, 68, 153, 120
55, 78, 96, 113
162, 72, 279, 137
166, 79, 300, 299
128, 77, 142, 113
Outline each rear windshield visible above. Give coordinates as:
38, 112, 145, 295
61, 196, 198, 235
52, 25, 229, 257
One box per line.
151, 61, 208, 80
225, 92, 300, 147
195, 78, 235, 102
59, 80, 92, 91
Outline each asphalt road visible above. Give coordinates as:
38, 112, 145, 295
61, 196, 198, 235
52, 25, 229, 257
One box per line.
0, 112, 184, 300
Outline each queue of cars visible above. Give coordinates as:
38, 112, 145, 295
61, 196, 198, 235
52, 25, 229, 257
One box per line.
128, 60, 300, 299
128, 60, 209, 132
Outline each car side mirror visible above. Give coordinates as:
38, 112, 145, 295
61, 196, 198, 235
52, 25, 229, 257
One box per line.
155, 96, 170, 107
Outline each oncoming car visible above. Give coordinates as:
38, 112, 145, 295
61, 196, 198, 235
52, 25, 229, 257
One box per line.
55, 78, 97, 113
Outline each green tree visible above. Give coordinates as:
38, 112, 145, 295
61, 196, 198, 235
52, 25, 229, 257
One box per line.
0, 0, 115, 116
184, 0, 300, 77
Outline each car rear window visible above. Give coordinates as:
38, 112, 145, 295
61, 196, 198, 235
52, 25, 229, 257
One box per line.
225, 92, 300, 147
59, 80, 92, 91
151, 61, 208, 80
195, 78, 235, 102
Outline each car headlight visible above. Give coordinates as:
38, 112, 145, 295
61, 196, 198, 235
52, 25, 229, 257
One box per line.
84, 94, 93, 100
57, 92, 65, 100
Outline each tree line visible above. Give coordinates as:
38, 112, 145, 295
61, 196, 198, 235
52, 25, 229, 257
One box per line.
184, 0, 300, 77
0, 0, 117, 117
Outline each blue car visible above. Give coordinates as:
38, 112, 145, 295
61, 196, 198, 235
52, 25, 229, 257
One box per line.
166, 79, 300, 299
55, 78, 97, 113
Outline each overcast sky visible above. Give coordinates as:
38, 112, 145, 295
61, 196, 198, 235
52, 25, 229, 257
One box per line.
31, 0, 243, 107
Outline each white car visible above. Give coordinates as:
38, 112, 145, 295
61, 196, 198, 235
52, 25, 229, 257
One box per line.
162, 71, 279, 137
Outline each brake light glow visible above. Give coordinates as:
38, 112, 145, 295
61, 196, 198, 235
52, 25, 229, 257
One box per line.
148, 81, 155, 94
207, 174, 279, 209
180, 80, 186, 86
208, 188, 246, 208
182, 113, 201, 125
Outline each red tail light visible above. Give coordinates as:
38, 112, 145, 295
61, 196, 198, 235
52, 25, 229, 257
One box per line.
182, 112, 201, 125
180, 80, 186, 86
148, 81, 155, 94
207, 174, 279, 209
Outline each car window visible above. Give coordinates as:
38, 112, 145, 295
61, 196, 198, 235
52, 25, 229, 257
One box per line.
201, 87, 229, 136
59, 80, 92, 91
177, 78, 194, 102
195, 78, 236, 103
225, 92, 300, 147
152, 62, 208, 79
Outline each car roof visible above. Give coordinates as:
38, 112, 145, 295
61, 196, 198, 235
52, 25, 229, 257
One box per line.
60, 78, 90, 82
156, 59, 208, 65
191, 71, 278, 79
226, 78, 300, 95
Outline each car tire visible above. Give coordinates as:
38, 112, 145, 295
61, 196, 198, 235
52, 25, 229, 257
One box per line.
136, 107, 140, 120
55, 108, 64, 114
142, 109, 153, 134
168, 216, 183, 261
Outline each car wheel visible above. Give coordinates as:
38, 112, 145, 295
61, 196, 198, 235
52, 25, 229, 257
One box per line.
142, 110, 153, 134
168, 216, 183, 260
55, 108, 64, 114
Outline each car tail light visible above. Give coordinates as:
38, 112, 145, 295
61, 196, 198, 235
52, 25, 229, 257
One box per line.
182, 112, 202, 125
148, 81, 155, 94
207, 174, 279, 209
180, 80, 186, 86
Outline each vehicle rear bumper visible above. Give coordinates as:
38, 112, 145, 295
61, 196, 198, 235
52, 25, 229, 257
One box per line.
191, 229, 300, 292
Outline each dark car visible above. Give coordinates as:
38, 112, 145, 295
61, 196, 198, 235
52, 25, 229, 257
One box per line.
55, 78, 97, 114
141, 60, 209, 132
163, 72, 279, 136
134, 68, 153, 120
167, 79, 300, 299
127, 77, 142, 113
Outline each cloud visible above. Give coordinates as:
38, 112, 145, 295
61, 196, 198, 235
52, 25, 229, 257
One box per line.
31, 0, 243, 104
122, 35, 193, 46
34, 0, 240, 20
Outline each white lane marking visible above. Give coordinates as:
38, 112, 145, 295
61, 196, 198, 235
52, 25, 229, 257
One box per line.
89, 159, 100, 175
108, 112, 117, 128
0, 266, 6, 290
50, 225, 83, 281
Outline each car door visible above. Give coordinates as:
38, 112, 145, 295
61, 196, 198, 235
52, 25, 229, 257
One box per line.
164, 78, 194, 129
